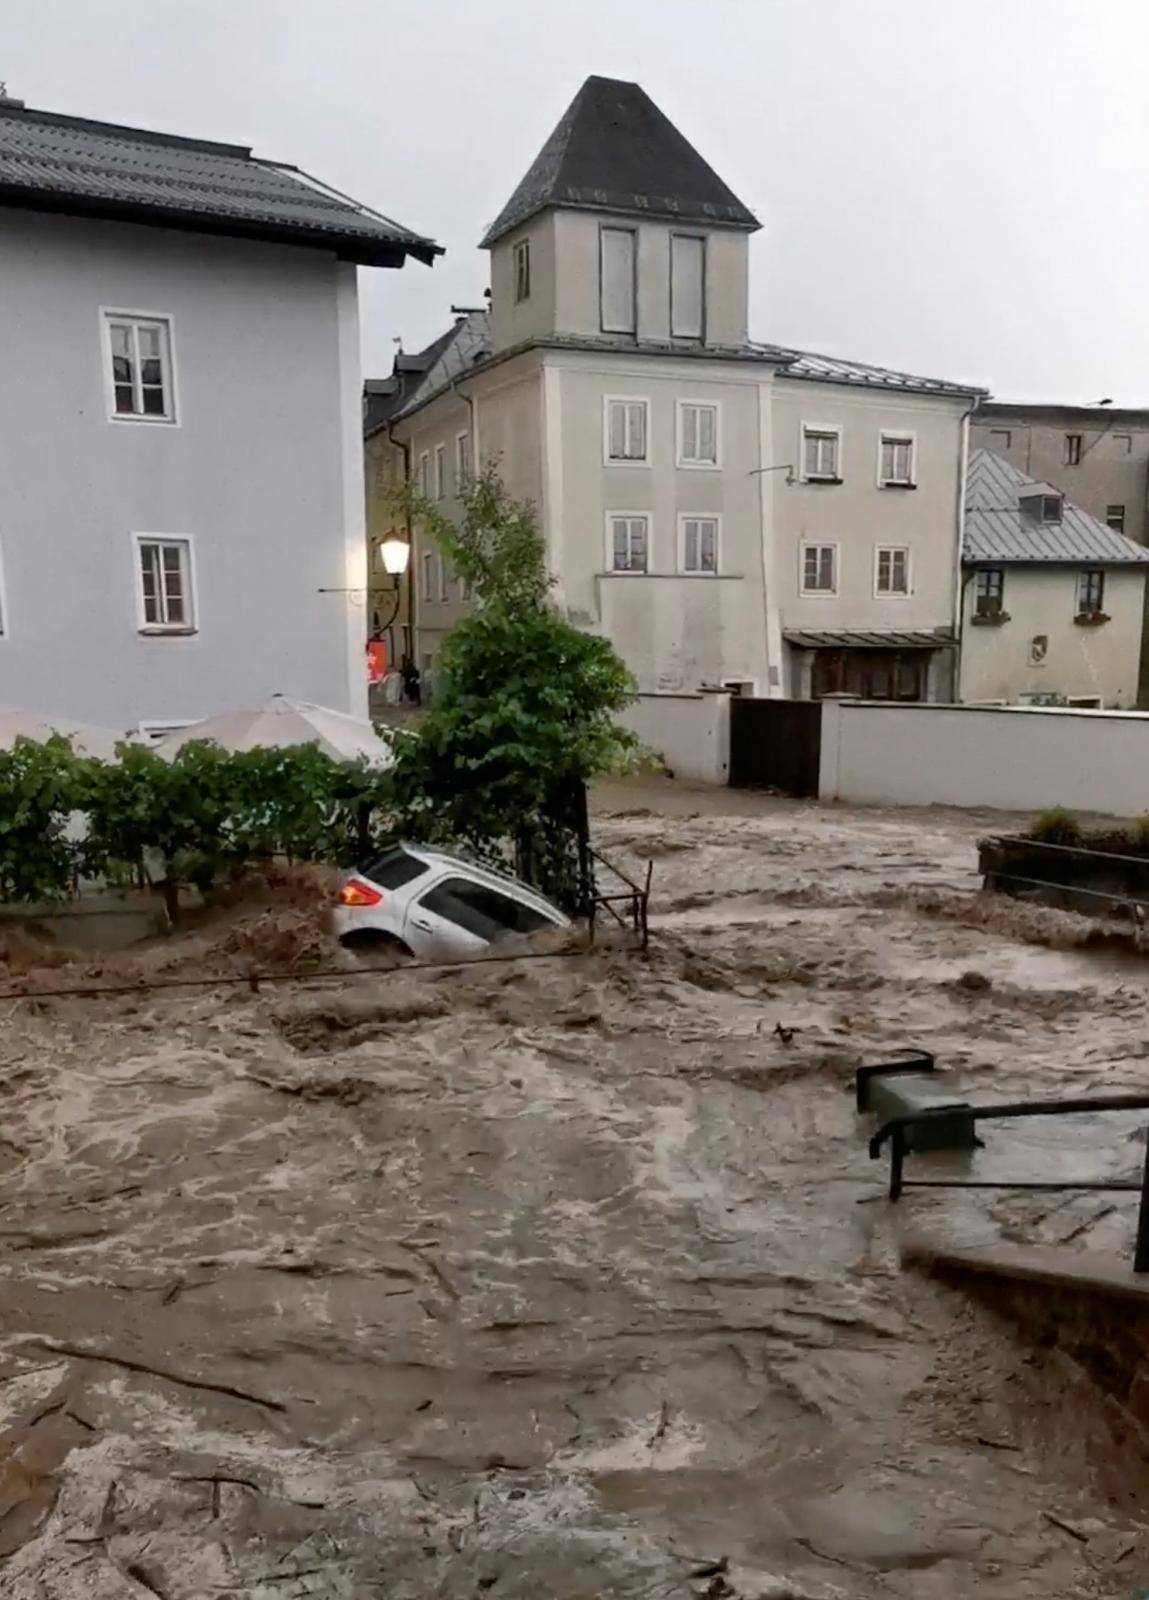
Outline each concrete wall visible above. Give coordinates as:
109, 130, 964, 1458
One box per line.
0, 208, 364, 729
972, 408, 1149, 545
960, 566, 1145, 708
488, 212, 559, 354
619, 692, 731, 783
819, 698, 1149, 816
770, 380, 968, 694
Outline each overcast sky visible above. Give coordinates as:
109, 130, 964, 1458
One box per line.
6, 0, 1148, 402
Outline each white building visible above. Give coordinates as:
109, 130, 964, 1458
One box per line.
0, 92, 437, 732
376, 76, 983, 703
961, 449, 1149, 708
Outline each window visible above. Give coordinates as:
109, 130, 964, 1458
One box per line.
989, 428, 1012, 450
1077, 568, 1105, 616
678, 401, 719, 467
438, 554, 450, 602
1107, 504, 1126, 533
800, 543, 837, 595
456, 430, 472, 490
802, 426, 841, 481
600, 226, 636, 334
433, 444, 446, 501
879, 434, 915, 486
605, 398, 648, 463
1065, 433, 1082, 465
974, 568, 1005, 618
105, 312, 174, 422
1114, 433, 1133, 455
608, 514, 649, 574
513, 238, 531, 303
136, 538, 194, 631
417, 451, 430, 497
680, 515, 719, 574
421, 549, 436, 602
362, 848, 429, 890
419, 876, 554, 940
670, 234, 705, 340
875, 545, 910, 596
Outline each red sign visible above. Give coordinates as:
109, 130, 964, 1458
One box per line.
366, 640, 387, 684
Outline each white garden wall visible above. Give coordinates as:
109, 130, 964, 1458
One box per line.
619, 693, 731, 784
819, 699, 1149, 817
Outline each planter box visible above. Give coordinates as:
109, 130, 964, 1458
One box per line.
979, 834, 1149, 920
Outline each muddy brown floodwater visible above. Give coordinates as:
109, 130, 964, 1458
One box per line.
1, 778, 1149, 1598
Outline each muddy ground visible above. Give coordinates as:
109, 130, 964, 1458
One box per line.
1, 779, 1148, 1598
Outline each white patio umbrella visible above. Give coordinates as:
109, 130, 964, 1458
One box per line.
0, 709, 137, 761
153, 694, 394, 768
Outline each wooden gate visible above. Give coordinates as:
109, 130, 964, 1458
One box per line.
729, 698, 823, 796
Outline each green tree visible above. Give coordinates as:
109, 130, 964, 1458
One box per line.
386, 466, 635, 886
0, 735, 85, 902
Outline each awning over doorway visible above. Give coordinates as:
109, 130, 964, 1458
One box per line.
783, 629, 954, 651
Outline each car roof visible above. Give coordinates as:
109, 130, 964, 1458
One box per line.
393, 843, 567, 914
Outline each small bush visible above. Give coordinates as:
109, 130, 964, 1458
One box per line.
1130, 814, 1149, 849
1030, 806, 1082, 846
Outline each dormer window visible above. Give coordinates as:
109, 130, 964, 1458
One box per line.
1019, 490, 1063, 523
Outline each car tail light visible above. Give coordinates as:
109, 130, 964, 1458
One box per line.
339, 879, 383, 908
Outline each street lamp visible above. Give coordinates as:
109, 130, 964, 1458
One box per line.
379, 536, 411, 576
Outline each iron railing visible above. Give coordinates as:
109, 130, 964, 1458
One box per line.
869, 1092, 1149, 1272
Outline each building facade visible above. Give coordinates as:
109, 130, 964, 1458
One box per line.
961, 448, 1148, 708
972, 403, 1149, 547
0, 93, 436, 732
374, 76, 982, 704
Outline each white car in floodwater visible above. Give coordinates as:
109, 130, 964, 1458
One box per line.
333, 843, 570, 961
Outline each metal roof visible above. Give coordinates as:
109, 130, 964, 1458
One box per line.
964, 448, 1149, 564
0, 100, 440, 267
784, 629, 954, 650
396, 313, 492, 417
481, 76, 759, 247
756, 342, 985, 398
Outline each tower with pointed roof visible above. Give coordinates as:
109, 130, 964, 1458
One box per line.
482, 76, 759, 356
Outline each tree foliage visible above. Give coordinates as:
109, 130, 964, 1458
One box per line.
0, 736, 85, 902
387, 465, 635, 864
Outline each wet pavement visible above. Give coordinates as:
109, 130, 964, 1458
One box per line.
0, 781, 1147, 1597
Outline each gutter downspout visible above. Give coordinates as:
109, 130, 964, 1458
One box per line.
386, 419, 413, 666
952, 399, 980, 703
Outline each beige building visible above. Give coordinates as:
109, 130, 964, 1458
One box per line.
961, 448, 1149, 708
373, 76, 984, 702
972, 403, 1149, 546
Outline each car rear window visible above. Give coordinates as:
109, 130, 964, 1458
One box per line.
419, 877, 556, 939
362, 848, 429, 891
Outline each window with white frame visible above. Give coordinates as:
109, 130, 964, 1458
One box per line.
456, 430, 472, 490
434, 444, 446, 501
1077, 568, 1106, 617
513, 238, 531, 303
605, 398, 648, 463
105, 313, 175, 421
879, 433, 915, 486
875, 545, 910, 596
802, 426, 841, 481
670, 234, 705, 339
608, 514, 649, 574
137, 538, 194, 631
421, 549, 436, 602
681, 515, 719, 574
438, 553, 450, 602
600, 226, 636, 334
678, 401, 719, 466
417, 451, 430, 497
800, 542, 837, 594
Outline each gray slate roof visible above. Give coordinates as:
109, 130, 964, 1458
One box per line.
964, 448, 1149, 565
481, 76, 759, 247
384, 314, 981, 420
0, 100, 439, 266
758, 342, 985, 398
